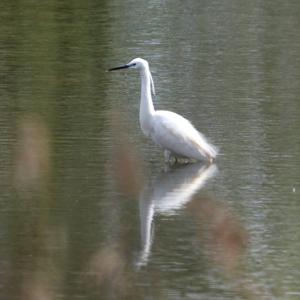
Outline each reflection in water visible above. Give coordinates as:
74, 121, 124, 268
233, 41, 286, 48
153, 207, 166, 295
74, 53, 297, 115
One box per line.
136, 163, 218, 267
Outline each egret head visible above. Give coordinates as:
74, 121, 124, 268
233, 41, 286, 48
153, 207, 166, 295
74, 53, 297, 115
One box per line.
109, 58, 155, 95
109, 58, 148, 71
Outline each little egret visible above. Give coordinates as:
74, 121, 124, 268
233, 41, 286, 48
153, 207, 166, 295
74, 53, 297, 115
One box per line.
109, 58, 218, 163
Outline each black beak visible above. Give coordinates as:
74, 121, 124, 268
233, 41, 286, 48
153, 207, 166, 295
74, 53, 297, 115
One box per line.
109, 64, 130, 71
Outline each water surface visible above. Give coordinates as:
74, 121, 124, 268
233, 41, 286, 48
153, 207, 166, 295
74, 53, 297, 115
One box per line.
0, 1, 299, 299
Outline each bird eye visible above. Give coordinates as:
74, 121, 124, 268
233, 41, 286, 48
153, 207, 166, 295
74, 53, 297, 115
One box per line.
132, 63, 136, 66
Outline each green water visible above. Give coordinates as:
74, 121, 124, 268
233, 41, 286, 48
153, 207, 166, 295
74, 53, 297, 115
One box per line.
0, 1, 299, 299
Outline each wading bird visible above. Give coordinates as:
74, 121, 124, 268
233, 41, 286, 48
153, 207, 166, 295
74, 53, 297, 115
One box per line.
109, 58, 218, 163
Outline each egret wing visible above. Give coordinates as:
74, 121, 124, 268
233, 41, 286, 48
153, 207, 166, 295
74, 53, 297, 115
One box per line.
151, 110, 216, 159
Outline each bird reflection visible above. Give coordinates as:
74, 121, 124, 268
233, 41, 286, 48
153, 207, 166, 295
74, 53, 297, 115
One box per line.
136, 163, 218, 267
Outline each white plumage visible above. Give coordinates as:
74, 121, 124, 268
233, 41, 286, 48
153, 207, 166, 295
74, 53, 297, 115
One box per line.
151, 110, 217, 161
109, 58, 218, 163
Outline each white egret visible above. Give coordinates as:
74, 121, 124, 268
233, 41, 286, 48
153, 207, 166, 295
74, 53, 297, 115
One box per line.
109, 58, 218, 163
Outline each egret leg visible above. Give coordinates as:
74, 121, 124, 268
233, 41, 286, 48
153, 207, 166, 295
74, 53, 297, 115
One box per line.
164, 149, 171, 163
164, 150, 178, 165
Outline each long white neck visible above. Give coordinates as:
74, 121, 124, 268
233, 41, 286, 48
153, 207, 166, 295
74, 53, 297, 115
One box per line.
139, 67, 155, 137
